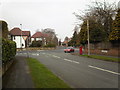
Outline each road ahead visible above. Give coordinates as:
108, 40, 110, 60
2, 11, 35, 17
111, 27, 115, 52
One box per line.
17, 47, 119, 88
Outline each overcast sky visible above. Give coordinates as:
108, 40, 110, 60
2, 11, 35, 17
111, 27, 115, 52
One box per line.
0, 0, 119, 41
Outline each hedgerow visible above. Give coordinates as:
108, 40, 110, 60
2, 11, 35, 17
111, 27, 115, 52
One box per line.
2, 38, 16, 63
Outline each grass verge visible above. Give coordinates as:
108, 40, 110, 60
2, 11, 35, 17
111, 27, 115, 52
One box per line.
80, 54, 119, 62
26, 58, 71, 88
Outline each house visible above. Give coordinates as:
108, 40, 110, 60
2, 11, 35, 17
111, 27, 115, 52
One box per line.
31, 32, 48, 45
10, 27, 31, 48
62, 37, 71, 46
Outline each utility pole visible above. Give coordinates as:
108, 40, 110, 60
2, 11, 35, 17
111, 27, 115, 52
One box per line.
87, 20, 90, 56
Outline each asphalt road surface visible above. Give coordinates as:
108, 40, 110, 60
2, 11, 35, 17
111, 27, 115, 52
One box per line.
17, 47, 119, 88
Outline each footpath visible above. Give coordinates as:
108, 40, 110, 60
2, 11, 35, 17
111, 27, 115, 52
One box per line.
2, 56, 34, 88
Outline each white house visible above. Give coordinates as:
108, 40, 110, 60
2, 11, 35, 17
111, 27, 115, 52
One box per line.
10, 28, 31, 48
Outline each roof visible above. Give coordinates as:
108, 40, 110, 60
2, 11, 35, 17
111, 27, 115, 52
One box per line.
10, 28, 30, 36
63, 40, 68, 44
22, 31, 30, 36
31, 32, 48, 38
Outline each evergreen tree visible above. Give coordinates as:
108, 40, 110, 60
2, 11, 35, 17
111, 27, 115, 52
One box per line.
72, 31, 78, 47
109, 9, 120, 42
68, 31, 78, 47
77, 18, 105, 45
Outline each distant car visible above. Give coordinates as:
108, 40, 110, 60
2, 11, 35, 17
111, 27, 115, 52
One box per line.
64, 47, 75, 53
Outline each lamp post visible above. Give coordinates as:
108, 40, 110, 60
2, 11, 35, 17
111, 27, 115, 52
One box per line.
20, 24, 22, 50
87, 20, 90, 56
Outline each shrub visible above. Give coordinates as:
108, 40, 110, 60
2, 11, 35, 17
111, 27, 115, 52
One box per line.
43, 43, 56, 47
29, 40, 42, 47
2, 38, 16, 62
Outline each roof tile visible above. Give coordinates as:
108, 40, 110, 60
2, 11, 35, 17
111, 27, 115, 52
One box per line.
10, 28, 30, 36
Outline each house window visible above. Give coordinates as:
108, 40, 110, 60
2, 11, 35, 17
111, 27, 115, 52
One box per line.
36, 38, 42, 41
14, 36, 16, 40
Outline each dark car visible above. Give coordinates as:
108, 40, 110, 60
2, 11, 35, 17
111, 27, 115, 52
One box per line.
64, 47, 75, 53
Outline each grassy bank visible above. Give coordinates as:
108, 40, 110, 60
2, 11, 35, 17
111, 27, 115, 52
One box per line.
26, 58, 71, 88
80, 55, 119, 62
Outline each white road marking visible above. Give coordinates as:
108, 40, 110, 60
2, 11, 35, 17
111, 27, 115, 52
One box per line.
52, 55, 60, 58
48, 54, 52, 56
64, 59, 79, 64
36, 54, 39, 56
64, 59, 73, 62
88, 65, 120, 75
42, 53, 46, 54
37, 50, 44, 51
72, 61, 80, 64
32, 54, 36, 55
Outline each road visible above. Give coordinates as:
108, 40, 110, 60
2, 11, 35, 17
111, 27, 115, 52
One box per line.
17, 47, 119, 88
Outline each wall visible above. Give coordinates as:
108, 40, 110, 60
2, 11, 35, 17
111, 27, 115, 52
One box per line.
12, 36, 25, 48
83, 42, 119, 56
31, 38, 34, 42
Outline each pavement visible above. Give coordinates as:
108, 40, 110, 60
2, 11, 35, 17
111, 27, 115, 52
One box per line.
16, 47, 119, 88
2, 56, 34, 88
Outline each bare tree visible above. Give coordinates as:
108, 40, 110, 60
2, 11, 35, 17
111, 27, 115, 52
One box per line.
42, 28, 58, 45
74, 0, 117, 41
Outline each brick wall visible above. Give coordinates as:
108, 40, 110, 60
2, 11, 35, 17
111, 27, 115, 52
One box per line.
83, 48, 119, 57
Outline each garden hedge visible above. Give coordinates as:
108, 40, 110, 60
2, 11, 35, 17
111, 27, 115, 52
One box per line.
43, 43, 56, 47
30, 40, 42, 47
2, 38, 16, 63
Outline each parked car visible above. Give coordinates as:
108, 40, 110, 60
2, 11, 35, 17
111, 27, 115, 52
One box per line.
64, 47, 75, 53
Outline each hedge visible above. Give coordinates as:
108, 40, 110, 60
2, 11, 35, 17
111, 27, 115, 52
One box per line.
2, 38, 16, 63
29, 40, 42, 47
43, 43, 56, 47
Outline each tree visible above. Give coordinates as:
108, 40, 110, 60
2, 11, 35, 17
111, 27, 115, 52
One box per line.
42, 28, 58, 45
88, 1, 117, 41
77, 16, 105, 46
78, 20, 87, 45
109, 9, 120, 42
69, 31, 78, 47
65, 36, 68, 41
74, 1, 117, 41
89, 18, 105, 43
0, 20, 9, 39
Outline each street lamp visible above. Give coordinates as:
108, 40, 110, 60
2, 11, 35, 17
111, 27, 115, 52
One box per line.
87, 20, 90, 55
20, 24, 22, 50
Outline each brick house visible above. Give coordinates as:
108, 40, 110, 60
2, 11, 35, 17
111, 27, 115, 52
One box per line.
31, 32, 48, 45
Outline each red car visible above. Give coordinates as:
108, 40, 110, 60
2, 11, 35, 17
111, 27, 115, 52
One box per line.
64, 47, 75, 53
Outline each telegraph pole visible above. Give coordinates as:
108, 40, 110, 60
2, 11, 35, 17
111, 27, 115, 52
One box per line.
87, 20, 90, 56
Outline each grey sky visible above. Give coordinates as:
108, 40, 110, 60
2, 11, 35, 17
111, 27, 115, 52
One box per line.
1, 0, 119, 41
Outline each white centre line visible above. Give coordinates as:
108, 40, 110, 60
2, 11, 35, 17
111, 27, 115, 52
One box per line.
72, 61, 80, 64
64, 59, 80, 64
88, 65, 120, 75
64, 59, 73, 62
